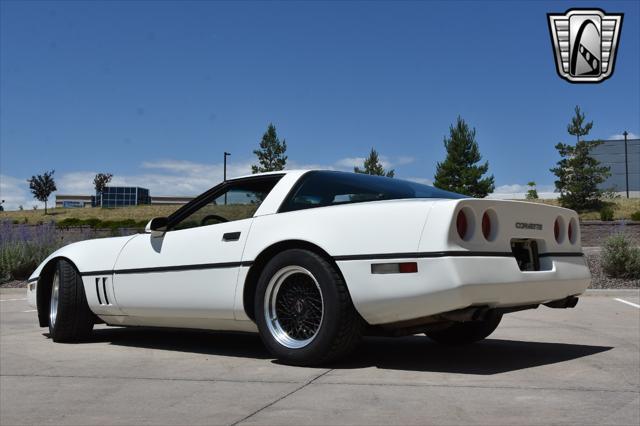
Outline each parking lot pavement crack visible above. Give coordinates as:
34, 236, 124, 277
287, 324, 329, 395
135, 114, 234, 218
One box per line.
316, 381, 640, 394
229, 368, 333, 426
0, 373, 301, 385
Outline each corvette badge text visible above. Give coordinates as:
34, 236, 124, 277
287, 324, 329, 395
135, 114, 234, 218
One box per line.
547, 8, 623, 83
515, 223, 543, 231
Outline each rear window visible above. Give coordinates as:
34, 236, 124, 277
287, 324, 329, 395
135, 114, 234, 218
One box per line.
280, 171, 467, 212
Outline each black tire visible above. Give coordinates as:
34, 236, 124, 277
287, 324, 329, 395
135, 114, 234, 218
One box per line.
48, 259, 94, 342
425, 312, 502, 345
255, 249, 362, 366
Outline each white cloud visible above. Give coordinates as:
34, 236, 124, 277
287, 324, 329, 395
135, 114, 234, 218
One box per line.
334, 157, 365, 170
0, 153, 418, 211
57, 172, 98, 194
403, 176, 433, 186
608, 132, 639, 140
0, 174, 45, 211
487, 183, 558, 200
334, 155, 415, 171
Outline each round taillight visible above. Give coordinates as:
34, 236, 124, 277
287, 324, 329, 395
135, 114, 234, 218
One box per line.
568, 221, 573, 243
554, 218, 560, 242
456, 210, 468, 240
482, 212, 491, 240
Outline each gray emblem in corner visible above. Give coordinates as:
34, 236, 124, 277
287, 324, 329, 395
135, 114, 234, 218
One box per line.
548, 9, 623, 83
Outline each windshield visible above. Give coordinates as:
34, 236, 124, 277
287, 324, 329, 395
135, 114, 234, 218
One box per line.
280, 171, 467, 212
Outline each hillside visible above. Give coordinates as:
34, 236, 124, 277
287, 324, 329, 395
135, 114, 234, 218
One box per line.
1, 198, 638, 224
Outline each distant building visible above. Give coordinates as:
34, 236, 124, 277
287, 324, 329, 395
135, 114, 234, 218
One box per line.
54, 195, 93, 208
589, 138, 639, 197
55, 190, 194, 208
98, 186, 151, 208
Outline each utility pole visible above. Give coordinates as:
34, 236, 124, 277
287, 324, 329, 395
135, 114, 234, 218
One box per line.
223, 152, 231, 181
223, 152, 231, 205
623, 131, 629, 199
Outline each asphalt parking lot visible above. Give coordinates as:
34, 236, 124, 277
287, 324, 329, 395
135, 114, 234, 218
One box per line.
1, 288, 638, 426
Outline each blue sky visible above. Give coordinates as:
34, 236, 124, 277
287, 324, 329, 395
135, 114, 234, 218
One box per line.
1, 0, 639, 209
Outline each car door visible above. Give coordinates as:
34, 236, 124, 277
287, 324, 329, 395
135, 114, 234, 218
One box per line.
112, 177, 281, 319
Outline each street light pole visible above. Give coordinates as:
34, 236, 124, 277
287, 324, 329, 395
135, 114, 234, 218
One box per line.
223, 152, 231, 205
223, 152, 231, 182
623, 131, 629, 199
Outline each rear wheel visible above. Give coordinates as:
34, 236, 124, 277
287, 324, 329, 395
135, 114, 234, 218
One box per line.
48, 259, 94, 342
426, 313, 502, 345
255, 249, 362, 365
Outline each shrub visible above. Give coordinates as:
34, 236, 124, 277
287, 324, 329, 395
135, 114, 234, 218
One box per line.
83, 218, 102, 228
631, 211, 640, 222
602, 234, 640, 279
57, 218, 82, 228
0, 221, 59, 282
627, 249, 640, 279
600, 206, 614, 221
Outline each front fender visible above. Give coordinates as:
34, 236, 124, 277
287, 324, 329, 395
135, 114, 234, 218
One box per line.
28, 235, 139, 282
29, 235, 139, 327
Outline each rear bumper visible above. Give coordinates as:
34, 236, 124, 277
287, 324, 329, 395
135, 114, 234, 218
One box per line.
338, 255, 591, 325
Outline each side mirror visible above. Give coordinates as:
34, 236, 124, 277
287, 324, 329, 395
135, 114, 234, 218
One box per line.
145, 217, 169, 238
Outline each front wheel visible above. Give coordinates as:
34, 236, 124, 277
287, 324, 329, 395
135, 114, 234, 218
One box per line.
425, 313, 502, 345
255, 249, 362, 366
48, 259, 94, 342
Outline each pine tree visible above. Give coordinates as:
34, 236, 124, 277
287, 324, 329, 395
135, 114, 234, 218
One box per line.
567, 105, 593, 144
526, 181, 539, 200
251, 123, 287, 173
550, 106, 610, 210
433, 116, 494, 197
27, 170, 57, 214
354, 148, 394, 177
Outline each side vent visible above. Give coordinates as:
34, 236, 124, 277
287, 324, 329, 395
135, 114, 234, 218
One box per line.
95, 277, 111, 306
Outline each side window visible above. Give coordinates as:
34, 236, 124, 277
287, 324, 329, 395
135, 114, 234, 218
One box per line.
171, 178, 281, 231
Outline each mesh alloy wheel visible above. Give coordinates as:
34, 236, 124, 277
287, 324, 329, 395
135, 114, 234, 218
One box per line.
49, 271, 60, 329
264, 265, 324, 349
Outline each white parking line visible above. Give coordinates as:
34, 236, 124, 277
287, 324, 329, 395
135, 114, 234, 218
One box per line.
614, 298, 640, 309
22, 310, 37, 313
0, 298, 27, 302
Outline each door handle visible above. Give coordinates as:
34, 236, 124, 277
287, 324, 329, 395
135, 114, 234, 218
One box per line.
222, 232, 241, 242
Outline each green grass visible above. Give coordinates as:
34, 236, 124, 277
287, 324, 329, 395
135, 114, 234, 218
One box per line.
0, 204, 258, 227
527, 198, 640, 221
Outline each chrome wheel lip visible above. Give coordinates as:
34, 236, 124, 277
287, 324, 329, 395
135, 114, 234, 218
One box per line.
264, 265, 324, 349
49, 271, 59, 328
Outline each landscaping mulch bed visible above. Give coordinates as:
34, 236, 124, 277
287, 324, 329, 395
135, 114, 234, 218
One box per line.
585, 248, 639, 289
0, 280, 27, 288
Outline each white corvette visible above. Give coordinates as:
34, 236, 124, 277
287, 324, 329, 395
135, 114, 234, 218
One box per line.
28, 170, 590, 365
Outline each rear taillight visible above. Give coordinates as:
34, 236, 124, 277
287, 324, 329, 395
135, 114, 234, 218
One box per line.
457, 210, 468, 240
482, 212, 491, 240
568, 221, 573, 243
568, 218, 578, 244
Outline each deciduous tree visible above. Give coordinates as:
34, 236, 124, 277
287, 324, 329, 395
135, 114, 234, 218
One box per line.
93, 173, 113, 194
27, 170, 57, 214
